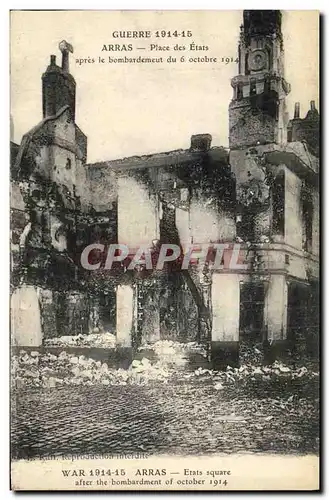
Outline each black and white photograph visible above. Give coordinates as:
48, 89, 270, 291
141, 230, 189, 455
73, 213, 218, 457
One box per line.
10, 9, 320, 491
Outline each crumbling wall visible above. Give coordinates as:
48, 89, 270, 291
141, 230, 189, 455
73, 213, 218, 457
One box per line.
212, 274, 241, 343
118, 173, 159, 248
87, 166, 117, 212
10, 181, 28, 281
51, 144, 76, 195
285, 167, 303, 249
312, 189, 320, 256
189, 195, 235, 244
229, 101, 277, 149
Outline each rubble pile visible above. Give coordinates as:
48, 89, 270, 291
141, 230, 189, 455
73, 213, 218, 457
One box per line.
239, 342, 264, 366
44, 332, 116, 349
138, 340, 208, 367
11, 350, 174, 389
12, 340, 210, 389
185, 360, 319, 388
12, 343, 319, 391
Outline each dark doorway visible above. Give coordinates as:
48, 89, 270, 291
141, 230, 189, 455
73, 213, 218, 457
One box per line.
239, 282, 265, 342
98, 290, 116, 332
287, 281, 319, 359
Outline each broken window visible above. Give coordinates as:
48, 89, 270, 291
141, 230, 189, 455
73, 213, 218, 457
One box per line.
271, 171, 285, 236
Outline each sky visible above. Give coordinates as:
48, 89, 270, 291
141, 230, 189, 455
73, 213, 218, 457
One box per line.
10, 10, 319, 163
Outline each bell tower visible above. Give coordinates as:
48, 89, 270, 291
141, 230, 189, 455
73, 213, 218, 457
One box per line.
229, 10, 291, 148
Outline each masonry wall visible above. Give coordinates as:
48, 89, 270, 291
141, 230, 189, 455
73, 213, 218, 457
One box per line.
11, 181, 27, 273
189, 195, 235, 244
87, 166, 117, 212
284, 167, 303, 249
75, 157, 91, 210
174, 196, 235, 250
11, 285, 43, 346
312, 189, 320, 257
229, 101, 277, 149
212, 273, 241, 342
117, 173, 159, 248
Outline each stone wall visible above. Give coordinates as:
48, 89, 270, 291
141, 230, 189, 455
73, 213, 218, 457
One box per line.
212, 273, 240, 342
229, 101, 277, 149
285, 167, 303, 249
11, 285, 42, 346
117, 173, 159, 248
312, 189, 320, 257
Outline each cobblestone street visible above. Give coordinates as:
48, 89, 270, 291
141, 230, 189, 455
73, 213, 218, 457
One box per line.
11, 379, 319, 460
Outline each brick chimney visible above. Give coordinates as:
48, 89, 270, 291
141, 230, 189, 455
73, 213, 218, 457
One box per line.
190, 134, 212, 152
42, 41, 76, 120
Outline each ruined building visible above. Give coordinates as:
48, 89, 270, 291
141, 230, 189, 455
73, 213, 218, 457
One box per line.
10, 11, 319, 366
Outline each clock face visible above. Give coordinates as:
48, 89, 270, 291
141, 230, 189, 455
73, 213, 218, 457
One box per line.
248, 49, 268, 72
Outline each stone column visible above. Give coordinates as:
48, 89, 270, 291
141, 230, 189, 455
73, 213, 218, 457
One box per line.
116, 284, 134, 367
116, 284, 134, 347
11, 285, 42, 347
211, 273, 240, 368
263, 274, 288, 363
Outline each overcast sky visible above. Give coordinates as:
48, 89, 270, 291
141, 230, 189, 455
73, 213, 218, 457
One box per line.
10, 10, 319, 163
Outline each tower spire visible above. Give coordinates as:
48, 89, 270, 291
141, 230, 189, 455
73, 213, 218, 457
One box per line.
243, 10, 282, 40
229, 10, 290, 148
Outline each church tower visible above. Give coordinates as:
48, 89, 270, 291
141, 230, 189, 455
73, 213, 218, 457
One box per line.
229, 10, 291, 148
227, 11, 319, 363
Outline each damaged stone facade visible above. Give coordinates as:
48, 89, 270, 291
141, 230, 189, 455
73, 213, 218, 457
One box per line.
10, 11, 319, 368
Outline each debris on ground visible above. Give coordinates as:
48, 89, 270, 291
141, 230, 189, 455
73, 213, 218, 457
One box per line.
239, 342, 264, 366
44, 332, 116, 349
138, 340, 208, 367
11, 350, 174, 389
183, 360, 319, 385
11, 345, 319, 391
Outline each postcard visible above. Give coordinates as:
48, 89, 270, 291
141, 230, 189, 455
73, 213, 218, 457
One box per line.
10, 9, 320, 491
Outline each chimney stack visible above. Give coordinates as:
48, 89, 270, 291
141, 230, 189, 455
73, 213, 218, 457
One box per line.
42, 40, 76, 120
190, 134, 212, 152
59, 40, 74, 72
294, 102, 300, 119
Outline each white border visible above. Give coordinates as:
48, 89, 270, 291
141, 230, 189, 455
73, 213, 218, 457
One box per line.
1, 2, 327, 498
